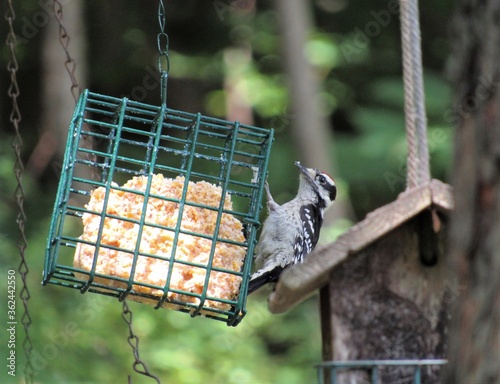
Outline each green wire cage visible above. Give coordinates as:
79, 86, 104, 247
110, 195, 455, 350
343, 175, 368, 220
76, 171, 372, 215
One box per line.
317, 359, 448, 384
43, 90, 273, 326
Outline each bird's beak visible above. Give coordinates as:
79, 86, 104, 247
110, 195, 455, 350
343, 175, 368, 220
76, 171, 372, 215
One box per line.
295, 161, 315, 183
294, 161, 307, 174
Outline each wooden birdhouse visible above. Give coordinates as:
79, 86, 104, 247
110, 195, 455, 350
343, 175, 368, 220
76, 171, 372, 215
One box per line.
268, 180, 453, 383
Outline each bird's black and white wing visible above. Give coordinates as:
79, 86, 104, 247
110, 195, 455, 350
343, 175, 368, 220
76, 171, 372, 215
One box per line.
292, 204, 323, 264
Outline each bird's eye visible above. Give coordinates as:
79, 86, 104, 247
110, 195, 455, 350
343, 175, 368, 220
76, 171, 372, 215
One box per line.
318, 175, 326, 184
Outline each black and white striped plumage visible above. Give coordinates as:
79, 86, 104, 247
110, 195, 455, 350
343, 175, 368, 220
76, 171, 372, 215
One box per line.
248, 161, 336, 294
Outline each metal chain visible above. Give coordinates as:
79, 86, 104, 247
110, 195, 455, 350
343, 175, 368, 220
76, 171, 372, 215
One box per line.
157, 0, 170, 105
52, 0, 99, 182
53, 0, 81, 102
5, 2, 34, 383
120, 6, 169, 380
122, 301, 161, 384
399, 0, 430, 189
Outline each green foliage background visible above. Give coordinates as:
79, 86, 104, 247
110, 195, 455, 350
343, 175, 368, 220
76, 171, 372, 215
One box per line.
1, 0, 454, 382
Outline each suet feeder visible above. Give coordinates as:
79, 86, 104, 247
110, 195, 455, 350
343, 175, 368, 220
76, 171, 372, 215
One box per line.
43, 90, 273, 326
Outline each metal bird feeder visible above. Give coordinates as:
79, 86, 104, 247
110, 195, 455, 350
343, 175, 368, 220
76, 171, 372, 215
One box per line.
43, 2, 273, 327
43, 90, 273, 326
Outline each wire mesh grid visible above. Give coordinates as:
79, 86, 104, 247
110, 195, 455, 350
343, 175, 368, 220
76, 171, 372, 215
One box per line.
43, 90, 274, 326
316, 359, 448, 384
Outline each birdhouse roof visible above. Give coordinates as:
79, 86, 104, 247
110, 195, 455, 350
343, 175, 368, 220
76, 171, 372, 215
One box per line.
268, 179, 453, 314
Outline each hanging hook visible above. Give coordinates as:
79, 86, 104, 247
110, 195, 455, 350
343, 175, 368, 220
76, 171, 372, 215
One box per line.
157, 0, 169, 106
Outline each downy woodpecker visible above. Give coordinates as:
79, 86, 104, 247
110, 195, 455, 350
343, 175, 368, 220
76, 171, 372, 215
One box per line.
248, 161, 336, 294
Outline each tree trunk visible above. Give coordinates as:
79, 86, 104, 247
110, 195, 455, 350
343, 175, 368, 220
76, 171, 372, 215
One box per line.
28, 0, 87, 176
443, 0, 500, 382
223, 4, 255, 126
274, 0, 354, 226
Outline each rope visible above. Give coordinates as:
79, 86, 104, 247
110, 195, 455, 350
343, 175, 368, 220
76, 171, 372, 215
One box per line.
5, 2, 34, 382
399, 0, 430, 188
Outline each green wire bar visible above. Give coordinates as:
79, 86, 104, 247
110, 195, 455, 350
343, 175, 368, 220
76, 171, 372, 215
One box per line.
43, 90, 274, 326
316, 359, 447, 384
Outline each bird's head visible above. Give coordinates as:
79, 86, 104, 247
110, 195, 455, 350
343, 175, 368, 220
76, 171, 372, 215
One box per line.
295, 161, 337, 209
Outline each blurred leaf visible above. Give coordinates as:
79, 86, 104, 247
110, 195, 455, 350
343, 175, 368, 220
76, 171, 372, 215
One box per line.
305, 32, 341, 71
367, 72, 452, 118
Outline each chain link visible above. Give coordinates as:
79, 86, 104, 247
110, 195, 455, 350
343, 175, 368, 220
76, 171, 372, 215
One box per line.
122, 301, 161, 383
157, 0, 169, 104
121, 6, 168, 380
53, 0, 81, 102
5, 1, 34, 382
52, 0, 99, 182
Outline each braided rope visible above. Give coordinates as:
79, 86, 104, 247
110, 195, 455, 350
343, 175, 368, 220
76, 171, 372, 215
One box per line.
400, 0, 430, 188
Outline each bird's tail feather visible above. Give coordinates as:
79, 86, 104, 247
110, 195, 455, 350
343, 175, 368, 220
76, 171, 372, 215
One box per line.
247, 266, 284, 294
